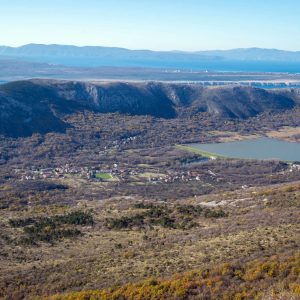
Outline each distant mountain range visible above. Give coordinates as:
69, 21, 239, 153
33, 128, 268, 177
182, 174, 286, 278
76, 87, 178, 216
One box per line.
0, 44, 300, 72
198, 48, 300, 62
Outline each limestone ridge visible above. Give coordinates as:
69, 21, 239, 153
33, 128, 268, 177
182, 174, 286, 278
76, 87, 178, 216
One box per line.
0, 79, 297, 137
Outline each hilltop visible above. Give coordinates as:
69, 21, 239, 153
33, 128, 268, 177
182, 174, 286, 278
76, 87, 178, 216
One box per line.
0, 80, 298, 137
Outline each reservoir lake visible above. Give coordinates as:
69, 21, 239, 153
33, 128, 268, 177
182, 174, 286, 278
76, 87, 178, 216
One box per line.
190, 137, 300, 162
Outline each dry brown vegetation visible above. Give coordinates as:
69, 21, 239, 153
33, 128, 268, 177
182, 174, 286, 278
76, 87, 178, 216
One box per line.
0, 106, 300, 299
0, 178, 299, 299
50, 252, 300, 300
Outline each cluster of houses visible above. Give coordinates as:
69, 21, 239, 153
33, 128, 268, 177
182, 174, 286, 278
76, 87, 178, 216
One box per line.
289, 163, 300, 172
16, 161, 220, 186
16, 162, 143, 183
16, 162, 299, 185
17, 164, 111, 181
15, 164, 92, 180
147, 170, 219, 184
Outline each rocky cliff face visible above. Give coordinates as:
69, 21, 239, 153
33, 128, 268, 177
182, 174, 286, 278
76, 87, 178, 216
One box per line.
0, 79, 297, 137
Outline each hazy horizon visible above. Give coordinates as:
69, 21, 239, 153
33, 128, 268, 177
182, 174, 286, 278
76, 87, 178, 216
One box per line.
1, 0, 300, 51
1, 43, 299, 53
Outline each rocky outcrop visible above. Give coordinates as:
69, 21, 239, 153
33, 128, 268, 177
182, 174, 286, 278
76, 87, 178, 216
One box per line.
0, 79, 297, 137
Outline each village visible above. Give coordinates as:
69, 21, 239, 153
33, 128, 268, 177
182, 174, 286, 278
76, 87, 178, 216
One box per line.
13, 159, 300, 191
14, 159, 223, 185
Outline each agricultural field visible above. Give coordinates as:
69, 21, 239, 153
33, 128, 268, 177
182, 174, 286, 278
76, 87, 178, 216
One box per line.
95, 173, 113, 180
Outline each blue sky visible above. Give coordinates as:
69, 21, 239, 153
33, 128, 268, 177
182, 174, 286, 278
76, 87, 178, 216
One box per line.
1, 0, 299, 51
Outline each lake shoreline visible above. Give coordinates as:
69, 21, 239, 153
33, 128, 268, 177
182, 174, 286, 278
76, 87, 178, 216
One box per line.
180, 136, 300, 162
